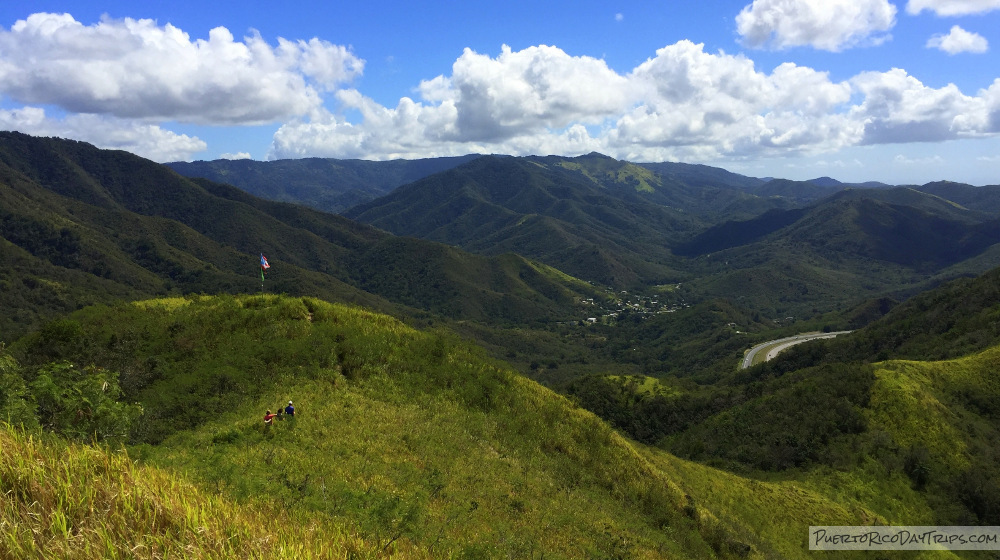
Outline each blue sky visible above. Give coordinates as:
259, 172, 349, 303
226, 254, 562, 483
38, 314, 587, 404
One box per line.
2, 0, 999, 185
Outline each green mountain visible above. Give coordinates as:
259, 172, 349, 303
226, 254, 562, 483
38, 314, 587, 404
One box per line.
673, 188, 1000, 318
344, 153, 707, 287
635, 160, 765, 191
167, 154, 481, 214
339, 152, 1000, 319
790, 263, 1000, 364
0, 132, 601, 342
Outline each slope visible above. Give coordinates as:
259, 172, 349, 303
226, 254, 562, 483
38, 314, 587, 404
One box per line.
916, 181, 1000, 214
789, 263, 1000, 364
675, 189, 1000, 318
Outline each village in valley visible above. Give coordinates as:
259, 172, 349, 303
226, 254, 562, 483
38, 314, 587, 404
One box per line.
571, 284, 689, 325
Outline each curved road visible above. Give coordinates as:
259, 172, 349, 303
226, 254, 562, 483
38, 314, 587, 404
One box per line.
741, 331, 852, 369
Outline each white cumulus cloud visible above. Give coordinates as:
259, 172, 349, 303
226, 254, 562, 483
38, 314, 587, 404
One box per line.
927, 25, 988, 54
850, 68, 995, 144
0, 12, 363, 125
736, 0, 897, 51
906, 0, 1000, 15
269, 45, 630, 160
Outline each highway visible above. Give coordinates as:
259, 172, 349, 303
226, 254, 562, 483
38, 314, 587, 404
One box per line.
740, 331, 852, 369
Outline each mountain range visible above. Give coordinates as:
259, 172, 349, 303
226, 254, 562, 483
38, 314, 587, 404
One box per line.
171, 150, 1000, 318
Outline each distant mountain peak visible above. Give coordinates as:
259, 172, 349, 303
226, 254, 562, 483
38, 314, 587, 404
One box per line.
808, 176, 843, 187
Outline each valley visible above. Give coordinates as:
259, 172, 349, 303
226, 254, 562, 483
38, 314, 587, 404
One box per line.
3, 132, 1000, 558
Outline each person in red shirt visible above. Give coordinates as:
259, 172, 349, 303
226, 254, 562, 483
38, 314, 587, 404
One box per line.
263, 409, 278, 425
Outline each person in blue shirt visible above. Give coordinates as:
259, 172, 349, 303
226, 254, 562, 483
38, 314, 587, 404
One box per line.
285, 400, 295, 416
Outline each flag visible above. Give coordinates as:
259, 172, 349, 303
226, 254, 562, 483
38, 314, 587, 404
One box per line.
260, 254, 270, 272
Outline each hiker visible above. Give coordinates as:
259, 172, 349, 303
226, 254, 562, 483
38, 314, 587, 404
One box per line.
285, 400, 295, 417
264, 409, 278, 425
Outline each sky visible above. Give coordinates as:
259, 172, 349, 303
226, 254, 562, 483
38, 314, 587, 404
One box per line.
1, 0, 1000, 185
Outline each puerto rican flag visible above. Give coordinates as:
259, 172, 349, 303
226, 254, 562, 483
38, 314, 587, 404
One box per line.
260, 254, 270, 271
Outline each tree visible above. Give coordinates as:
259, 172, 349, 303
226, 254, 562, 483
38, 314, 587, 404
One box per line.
29, 361, 142, 445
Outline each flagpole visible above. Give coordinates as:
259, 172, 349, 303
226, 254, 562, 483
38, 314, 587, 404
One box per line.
259, 253, 270, 294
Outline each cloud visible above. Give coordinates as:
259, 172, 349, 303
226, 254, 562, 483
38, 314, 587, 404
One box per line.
906, 0, 1000, 16
0, 13, 363, 125
270, 44, 630, 159
220, 152, 252, 160
269, 41, 1000, 163
927, 25, 988, 54
613, 41, 859, 158
735, 0, 897, 51
0, 106, 207, 161
615, 13, 625, 22
445, 45, 630, 141
850, 68, 996, 144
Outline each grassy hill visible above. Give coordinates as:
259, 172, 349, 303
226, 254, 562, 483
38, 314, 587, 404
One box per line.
0, 426, 388, 559
3, 294, 727, 558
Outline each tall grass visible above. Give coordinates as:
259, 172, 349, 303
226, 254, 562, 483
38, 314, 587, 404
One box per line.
0, 426, 404, 559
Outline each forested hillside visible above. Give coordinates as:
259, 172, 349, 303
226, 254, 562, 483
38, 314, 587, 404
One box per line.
0, 132, 602, 342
